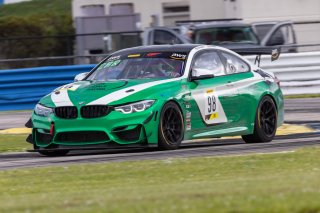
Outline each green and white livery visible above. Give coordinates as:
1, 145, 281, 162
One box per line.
28, 44, 284, 156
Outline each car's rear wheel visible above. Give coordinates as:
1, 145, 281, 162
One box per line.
158, 102, 184, 150
242, 96, 277, 143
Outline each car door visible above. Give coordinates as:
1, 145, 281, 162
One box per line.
218, 50, 258, 127
252, 21, 297, 52
185, 49, 243, 136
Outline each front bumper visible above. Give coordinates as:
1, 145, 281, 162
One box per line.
31, 106, 159, 148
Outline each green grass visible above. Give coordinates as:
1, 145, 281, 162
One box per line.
0, 0, 71, 18
0, 147, 319, 213
0, 134, 31, 152
285, 94, 320, 99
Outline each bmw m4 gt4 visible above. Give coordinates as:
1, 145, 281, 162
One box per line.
27, 44, 284, 156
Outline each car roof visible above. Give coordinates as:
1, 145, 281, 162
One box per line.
112, 44, 202, 55
192, 22, 251, 30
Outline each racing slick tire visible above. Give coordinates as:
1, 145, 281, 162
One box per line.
242, 96, 277, 143
158, 102, 184, 150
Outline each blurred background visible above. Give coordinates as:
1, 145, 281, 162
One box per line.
0, 0, 319, 67
0, 0, 320, 110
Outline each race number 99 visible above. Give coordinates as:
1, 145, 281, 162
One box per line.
207, 95, 216, 114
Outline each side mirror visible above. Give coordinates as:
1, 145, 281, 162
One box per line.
74, 72, 89, 82
191, 68, 214, 80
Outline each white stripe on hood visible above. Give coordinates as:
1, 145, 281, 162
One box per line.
51, 89, 73, 107
87, 78, 180, 105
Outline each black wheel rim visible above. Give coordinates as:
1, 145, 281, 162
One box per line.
161, 107, 183, 145
259, 100, 277, 137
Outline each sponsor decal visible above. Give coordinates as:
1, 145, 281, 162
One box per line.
184, 94, 191, 101
205, 112, 219, 120
107, 55, 121, 61
128, 54, 141, 58
186, 111, 192, 130
170, 53, 187, 60
185, 101, 191, 109
67, 85, 80, 91
100, 60, 122, 69
56, 84, 80, 93
88, 84, 107, 91
146, 52, 161, 57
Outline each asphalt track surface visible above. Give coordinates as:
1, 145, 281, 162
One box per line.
0, 98, 319, 170
0, 132, 319, 171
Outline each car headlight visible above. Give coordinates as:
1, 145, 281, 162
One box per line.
34, 104, 53, 117
114, 100, 155, 114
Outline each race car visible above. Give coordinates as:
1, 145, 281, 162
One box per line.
26, 44, 284, 156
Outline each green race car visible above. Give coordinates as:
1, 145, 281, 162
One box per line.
27, 44, 284, 156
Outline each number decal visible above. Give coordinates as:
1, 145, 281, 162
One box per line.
207, 95, 216, 114
204, 91, 219, 121
191, 88, 228, 125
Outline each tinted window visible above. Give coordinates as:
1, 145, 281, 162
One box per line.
192, 51, 225, 77
154, 30, 182, 45
267, 25, 294, 46
195, 27, 259, 45
220, 52, 250, 74
87, 52, 187, 81
253, 24, 274, 40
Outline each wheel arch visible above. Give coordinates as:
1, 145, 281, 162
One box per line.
248, 93, 277, 133
160, 98, 185, 121
157, 99, 185, 149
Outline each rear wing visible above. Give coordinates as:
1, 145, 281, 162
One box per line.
231, 47, 281, 66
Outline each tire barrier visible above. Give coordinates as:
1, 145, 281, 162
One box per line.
0, 64, 95, 111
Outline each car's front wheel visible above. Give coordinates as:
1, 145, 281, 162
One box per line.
242, 96, 277, 143
158, 102, 184, 150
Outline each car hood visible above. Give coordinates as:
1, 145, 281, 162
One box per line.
39, 78, 182, 107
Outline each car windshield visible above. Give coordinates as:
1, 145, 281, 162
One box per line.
86, 52, 187, 81
195, 26, 259, 45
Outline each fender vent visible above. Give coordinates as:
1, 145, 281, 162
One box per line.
113, 125, 142, 141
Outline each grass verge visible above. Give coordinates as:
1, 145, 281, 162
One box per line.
0, 147, 319, 212
0, 134, 31, 153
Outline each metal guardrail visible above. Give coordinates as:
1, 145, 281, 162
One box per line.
0, 64, 95, 111
245, 51, 320, 95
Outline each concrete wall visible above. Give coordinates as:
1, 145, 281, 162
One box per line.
240, 0, 320, 22
73, 0, 227, 28
72, 0, 320, 45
